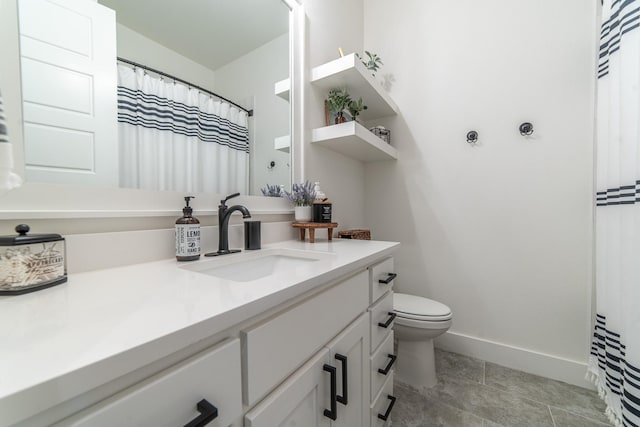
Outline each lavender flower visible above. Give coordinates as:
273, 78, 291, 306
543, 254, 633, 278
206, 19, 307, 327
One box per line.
260, 184, 283, 197
284, 181, 316, 206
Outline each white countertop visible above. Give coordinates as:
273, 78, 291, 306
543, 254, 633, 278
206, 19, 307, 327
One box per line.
0, 238, 398, 425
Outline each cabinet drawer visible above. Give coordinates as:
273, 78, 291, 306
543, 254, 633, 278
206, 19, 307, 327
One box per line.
371, 371, 395, 427
369, 290, 394, 353
370, 330, 394, 401
54, 339, 242, 427
369, 257, 395, 304
243, 270, 369, 406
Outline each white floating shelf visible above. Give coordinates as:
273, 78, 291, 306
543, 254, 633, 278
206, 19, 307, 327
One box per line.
311, 121, 397, 162
311, 53, 398, 121
274, 78, 290, 101
274, 135, 290, 153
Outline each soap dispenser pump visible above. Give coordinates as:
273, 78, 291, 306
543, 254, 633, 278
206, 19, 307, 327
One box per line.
175, 196, 200, 261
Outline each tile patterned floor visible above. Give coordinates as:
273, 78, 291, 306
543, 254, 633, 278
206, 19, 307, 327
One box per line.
393, 349, 610, 427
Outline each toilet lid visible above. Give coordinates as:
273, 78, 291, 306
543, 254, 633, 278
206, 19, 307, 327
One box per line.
394, 293, 452, 321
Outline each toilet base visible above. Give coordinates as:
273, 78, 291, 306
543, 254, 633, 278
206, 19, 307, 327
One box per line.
395, 338, 438, 389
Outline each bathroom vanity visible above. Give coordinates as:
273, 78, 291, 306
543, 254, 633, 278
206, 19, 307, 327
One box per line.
0, 239, 398, 427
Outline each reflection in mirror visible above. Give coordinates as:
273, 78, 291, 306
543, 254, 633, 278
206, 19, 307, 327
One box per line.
17, 0, 290, 196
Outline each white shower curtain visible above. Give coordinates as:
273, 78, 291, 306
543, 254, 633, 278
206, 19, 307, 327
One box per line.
117, 65, 249, 194
588, 1, 640, 426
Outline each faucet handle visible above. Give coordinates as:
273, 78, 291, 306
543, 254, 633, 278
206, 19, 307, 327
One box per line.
221, 192, 241, 205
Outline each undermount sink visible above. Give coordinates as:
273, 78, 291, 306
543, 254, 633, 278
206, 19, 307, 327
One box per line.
181, 248, 335, 282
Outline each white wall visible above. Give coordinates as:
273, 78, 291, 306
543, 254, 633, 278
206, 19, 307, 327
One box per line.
363, 0, 597, 386
214, 34, 290, 195
115, 24, 216, 90
302, 0, 368, 231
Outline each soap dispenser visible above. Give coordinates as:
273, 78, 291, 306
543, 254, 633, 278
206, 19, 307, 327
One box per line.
175, 196, 200, 261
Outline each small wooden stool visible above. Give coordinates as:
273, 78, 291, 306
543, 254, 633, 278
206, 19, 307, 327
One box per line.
292, 222, 338, 243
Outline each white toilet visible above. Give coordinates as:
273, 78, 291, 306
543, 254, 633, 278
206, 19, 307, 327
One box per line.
393, 293, 453, 389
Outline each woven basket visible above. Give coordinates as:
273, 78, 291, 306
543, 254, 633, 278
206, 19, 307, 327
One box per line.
337, 229, 371, 240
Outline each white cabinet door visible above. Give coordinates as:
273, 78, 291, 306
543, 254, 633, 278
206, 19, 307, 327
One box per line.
18, 0, 118, 186
369, 290, 394, 353
245, 313, 370, 427
325, 312, 370, 427
245, 348, 332, 427
371, 372, 396, 427
370, 331, 395, 402
369, 257, 395, 304
243, 270, 368, 406
53, 339, 242, 427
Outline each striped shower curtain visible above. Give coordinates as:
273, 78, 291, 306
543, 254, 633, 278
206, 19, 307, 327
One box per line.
588, 0, 640, 426
117, 65, 249, 194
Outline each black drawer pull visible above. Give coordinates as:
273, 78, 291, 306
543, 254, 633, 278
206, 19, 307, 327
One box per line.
323, 364, 337, 420
378, 312, 396, 328
377, 395, 397, 421
378, 354, 397, 375
335, 353, 348, 405
378, 273, 397, 284
184, 399, 218, 427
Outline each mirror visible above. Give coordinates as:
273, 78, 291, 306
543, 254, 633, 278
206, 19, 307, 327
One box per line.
16, 0, 291, 196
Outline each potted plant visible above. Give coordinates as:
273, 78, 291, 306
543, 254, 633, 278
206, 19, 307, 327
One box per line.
327, 89, 352, 124
348, 97, 368, 121
284, 181, 316, 222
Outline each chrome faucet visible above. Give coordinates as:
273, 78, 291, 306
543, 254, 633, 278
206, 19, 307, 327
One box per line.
205, 193, 251, 256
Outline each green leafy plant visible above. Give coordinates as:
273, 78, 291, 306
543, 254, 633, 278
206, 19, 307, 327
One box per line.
284, 181, 316, 206
327, 89, 352, 117
348, 97, 368, 121
260, 184, 283, 197
356, 51, 383, 75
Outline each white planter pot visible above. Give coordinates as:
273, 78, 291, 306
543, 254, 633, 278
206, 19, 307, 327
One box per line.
294, 206, 312, 222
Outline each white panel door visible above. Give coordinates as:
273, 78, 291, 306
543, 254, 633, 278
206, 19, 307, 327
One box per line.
245, 348, 332, 427
18, 0, 117, 186
326, 313, 371, 427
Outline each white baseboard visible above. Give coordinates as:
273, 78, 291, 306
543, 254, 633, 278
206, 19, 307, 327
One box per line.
435, 331, 594, 390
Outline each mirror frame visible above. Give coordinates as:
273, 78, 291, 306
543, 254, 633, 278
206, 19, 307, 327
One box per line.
0, 0, 304, 219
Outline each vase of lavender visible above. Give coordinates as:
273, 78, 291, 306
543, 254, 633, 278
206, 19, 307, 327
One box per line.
284, 181, 316, 222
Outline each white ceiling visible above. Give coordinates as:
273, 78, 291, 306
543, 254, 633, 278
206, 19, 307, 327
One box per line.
98, 0, 289, 70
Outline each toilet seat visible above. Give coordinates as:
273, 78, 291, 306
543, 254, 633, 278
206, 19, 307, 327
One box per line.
394, 293, 452, 322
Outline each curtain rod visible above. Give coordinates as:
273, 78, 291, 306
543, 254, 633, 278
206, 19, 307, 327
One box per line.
117, 57, 253, 117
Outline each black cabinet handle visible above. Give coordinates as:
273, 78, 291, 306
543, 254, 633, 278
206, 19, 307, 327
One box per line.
378, 273, 397, 284
323, 364, 337, 420
378, 312, 396, 328
183, 399, 218, 427
378, 354, 397, 375
377, 395, 397, 421
335, 353, 348, 405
